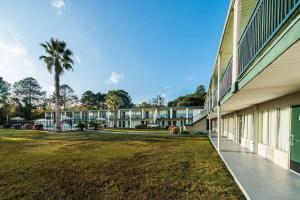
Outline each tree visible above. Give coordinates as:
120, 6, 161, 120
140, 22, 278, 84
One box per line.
152, 95, 166, 107
136, 102, 153, 108
195, 85, 206, 96
168, 84, 206, 107
52, 84, 77, 110
0, 77, 11, 124
80, 91, 106, 109
95, 92, 106, 109
81, 91, 97, 109
105, 90, 133, 127
40, 38, 74, 131
0, 77, 10, 107
12, 77, 46, 120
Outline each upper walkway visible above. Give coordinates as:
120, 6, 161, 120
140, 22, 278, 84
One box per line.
210, 135, 300, 200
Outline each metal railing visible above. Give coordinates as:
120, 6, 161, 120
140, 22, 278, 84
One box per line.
192, 109, 208, 124
212, 88, 218, 109
220, 58, 233, 99
238, 0, 300, 76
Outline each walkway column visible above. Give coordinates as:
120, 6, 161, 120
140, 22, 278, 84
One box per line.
107, 110, 110, 126
253, 105, 259, 153
154, 108, 158, 122
141, 109, 144, 119
88, 111, 91, 122
170, 108, 173, 119
185, 107, 189, 125
208, 91, 212, 138
232, 0, 241, 84
234, 113, 238, 143
129, 110, 132, 128
217, 53, 222, 152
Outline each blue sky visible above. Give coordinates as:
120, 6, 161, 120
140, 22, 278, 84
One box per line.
0, 0, 229, 103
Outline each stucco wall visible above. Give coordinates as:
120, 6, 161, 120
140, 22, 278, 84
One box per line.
184, 118, 207, 132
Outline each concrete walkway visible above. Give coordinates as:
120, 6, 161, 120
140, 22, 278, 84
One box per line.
210, 135, 300, 200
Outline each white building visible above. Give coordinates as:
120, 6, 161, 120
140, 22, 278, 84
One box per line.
44, 106, 203, 129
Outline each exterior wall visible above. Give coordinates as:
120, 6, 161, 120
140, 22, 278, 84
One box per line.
218, 91, 300, 169
185, 118, 207, 133
44, 107, 203, 129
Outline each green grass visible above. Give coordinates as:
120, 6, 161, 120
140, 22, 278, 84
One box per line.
0, 129, 245, 200
101, 128, 169, 134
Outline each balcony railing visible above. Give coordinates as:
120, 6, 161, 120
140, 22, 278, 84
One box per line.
220, 58, 233, 99
131, 115, 141, 119
192, 109, 208, 124
238, 0, 300, 76
213, 89, 218, 109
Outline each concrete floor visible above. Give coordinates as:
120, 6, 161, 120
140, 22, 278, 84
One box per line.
210, 135, 300, 200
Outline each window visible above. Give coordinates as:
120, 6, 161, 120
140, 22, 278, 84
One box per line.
278, 107, 290, 152
262, 111, 269, 145
269, 110, 278, 148
247, 114, 253, 140
162, 121, 165, 127
173, 121, 176, 126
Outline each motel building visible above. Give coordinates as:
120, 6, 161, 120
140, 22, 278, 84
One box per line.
44, 106, 203, 129
201, 0, 300, 173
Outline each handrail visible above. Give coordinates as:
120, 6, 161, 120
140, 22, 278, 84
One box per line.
238, 0, 300, 77
220, 57, 233, 99
192, 109, 208, 124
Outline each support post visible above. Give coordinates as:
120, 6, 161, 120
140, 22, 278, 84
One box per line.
232, 0, 241, 84
217, 53, 222, 152
253, 105, 259, 153
208, 91, 212, 138
234, 113, 238, 143
129, 110, 132, 128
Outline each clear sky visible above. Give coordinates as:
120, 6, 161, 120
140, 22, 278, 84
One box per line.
0, 0, 229, 103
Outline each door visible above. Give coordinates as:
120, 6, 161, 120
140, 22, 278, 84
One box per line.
291, 106, 300, 173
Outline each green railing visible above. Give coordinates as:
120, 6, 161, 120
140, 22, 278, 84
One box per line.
220, 58, 233, 99
238, 0, 300, 76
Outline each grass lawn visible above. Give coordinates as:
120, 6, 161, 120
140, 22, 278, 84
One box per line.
0, 129, 245, 200
101, 128, 169, 134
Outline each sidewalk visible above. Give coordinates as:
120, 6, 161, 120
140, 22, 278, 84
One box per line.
210, 136, 300, 200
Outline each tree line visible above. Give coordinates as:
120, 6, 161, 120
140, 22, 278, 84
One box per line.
0, 38, 206, 131
0, 76, 134, 123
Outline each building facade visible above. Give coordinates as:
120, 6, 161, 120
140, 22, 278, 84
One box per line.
204, 0, 300, 173
44, 106, 203, 129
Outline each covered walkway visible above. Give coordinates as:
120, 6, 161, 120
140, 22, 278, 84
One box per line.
210, 135, 300, 200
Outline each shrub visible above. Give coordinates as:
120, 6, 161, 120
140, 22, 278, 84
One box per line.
169, 126, 180, 134
24, 124, 33, 129
4, 124, 11, 128
78, 122, 87, 131
168, 125, 176, 131
89, 121, 101, 130
135, 124, 147, 129
181, 131, 190, 135
11, 124, 22, 129
33, 124, 43, 130
172, 127, 180, 134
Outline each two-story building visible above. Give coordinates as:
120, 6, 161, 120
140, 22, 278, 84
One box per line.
203, 0, 300, 173
44, 106, 203, 130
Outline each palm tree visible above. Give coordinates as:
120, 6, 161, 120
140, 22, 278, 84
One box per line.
105, 93, 123, 128
39, 38, 74, 131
